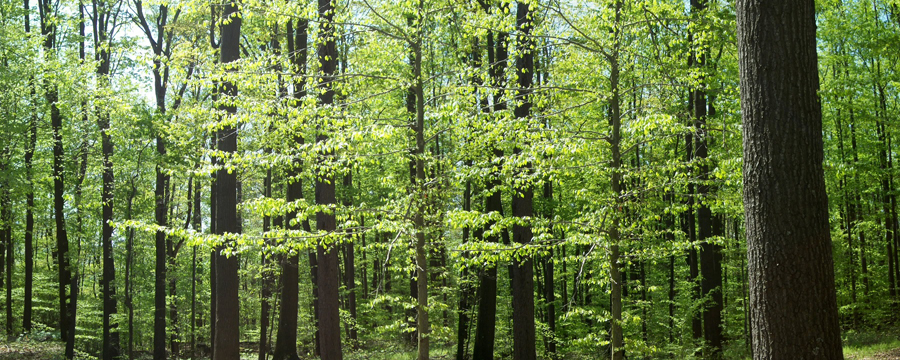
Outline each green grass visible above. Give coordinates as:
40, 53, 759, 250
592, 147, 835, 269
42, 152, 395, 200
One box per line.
843, 329, 900, 359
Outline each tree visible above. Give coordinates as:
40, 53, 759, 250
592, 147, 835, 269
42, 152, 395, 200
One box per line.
213, 0, 242, 357
22, 0, 36, 334
92, 0, 122, 357
39, 0, 77, 355
736, 0, 843, 358
272, 14, 309, 360
315, 0, 343, 358
510, 1, 536, 359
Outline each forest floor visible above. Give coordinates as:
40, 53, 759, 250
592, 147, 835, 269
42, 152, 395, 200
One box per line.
843, 329, 900, 360
1, 336, 899, 359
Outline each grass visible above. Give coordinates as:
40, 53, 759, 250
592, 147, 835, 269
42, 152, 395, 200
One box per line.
843, 329, 900, 359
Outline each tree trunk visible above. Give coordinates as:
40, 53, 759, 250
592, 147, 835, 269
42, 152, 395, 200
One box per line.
408, 4, 430, 359
1, 151, 11, 338
272, 17, 309, 360
689, 0, 723, 355
94, 1, 120, 355
608, 2, 623, 359
22, 0, 36, 332
473, 3, 506, 357
192, 179, 201, 358
736, 0, 843, 358
316, 0, 343, 358
213, 1, 242, 358
342, 172, 358, 347
40, 0, 74, 355
511, 2, 536, 360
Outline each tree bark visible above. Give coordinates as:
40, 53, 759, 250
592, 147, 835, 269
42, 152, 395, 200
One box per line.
316, 0, 343, 358
272, 17, 309, 360
511, 2, 536, 360
1, 148, 11, 338
213, 1, 242, 358
736, 0, 843, 358
40, 0, 75, 355
473, 2, 506, 357
608, 2, 623, 359
22, 0, 36, 333
342, 172, 358, 347
92, 2, 121, 356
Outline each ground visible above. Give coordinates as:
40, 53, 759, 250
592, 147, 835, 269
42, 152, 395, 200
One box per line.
0, 336, 898, 359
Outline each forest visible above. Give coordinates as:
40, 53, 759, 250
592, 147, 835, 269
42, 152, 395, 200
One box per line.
0, 0, 898, 358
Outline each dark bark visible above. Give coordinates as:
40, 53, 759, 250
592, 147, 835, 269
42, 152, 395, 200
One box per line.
40, 0, 74, 355
23, 0, 36, 332
511, 2, 536, 360
473, 2, 506, 357
1, 151, 11, 338
608, 2, 623, 359
93, 1, 120, 356
342, 172, 358, 347
316, 0, 343, 358
272, 17, 309, 360
456, 178, 473, 360
132, 2, 178, 357
736, 0, 843, 358
210, 133, 218, 358
125, 179, 136, 360
192, 179, 201, 357
689, 0, 722, 355
213, 1, 242, 358
407, 4, 430, 359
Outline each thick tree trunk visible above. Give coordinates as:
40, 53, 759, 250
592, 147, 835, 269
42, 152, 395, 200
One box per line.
736, 1, 843, 358
213, 2, 242, 358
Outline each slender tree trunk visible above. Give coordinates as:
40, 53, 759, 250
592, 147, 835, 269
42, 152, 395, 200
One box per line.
192, 179, 201, 359
125, 180, 136, 360
316, 0, 343, 357
260, 165, 273, 360
689, 0, 722, 355
209, 132, 218, 358
407, 4, 430, 359
736, 0, 843, 357
342, 172, 358, 347
511, 2, 536, 359
93, 3, 120, 356
1, 151, 11, 338
542, 183, 557, 359
213, 1, 242, 358
473, 3, 507, 357
682, 95, 701, 341
40, 1, 74, 355
608, 3, 624, 359
272, 17, 308, 360
23, 0, 36, 332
